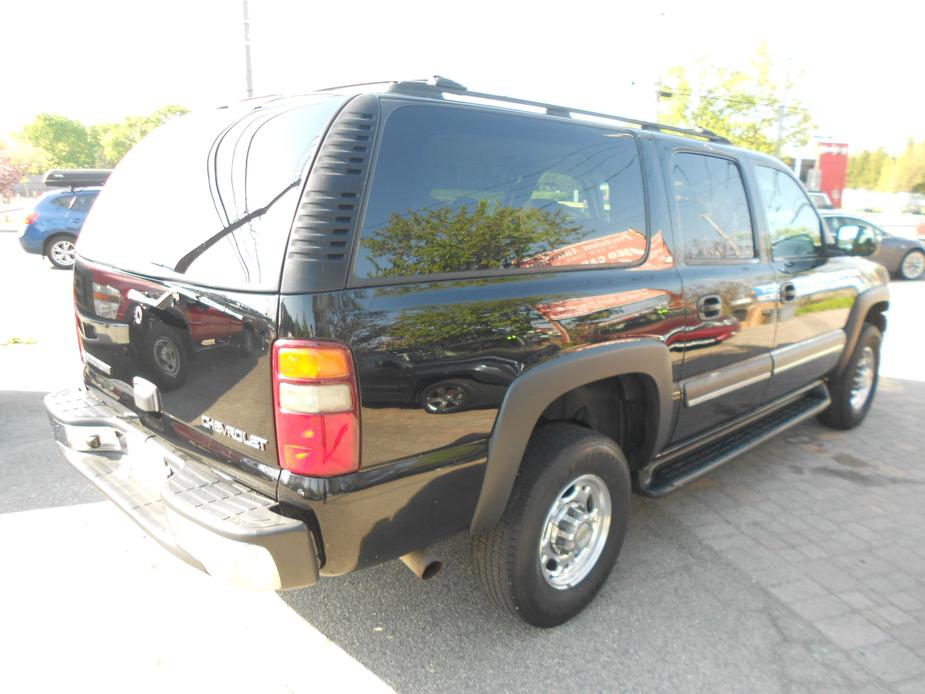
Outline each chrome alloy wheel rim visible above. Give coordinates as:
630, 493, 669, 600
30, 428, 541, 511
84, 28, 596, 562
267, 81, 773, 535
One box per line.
424, 385, 465, 413
902, 252, 925, 279
849, 345, 875, 412
153, 337, 180, 376
51, 239, 76, 267
539, 474, 612, 590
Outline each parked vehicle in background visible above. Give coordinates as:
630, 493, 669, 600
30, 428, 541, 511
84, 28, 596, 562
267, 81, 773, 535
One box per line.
45, 77, 889, 627
822, 211, 925, 280
17, 169, 110, 269
808, 191, 834, 210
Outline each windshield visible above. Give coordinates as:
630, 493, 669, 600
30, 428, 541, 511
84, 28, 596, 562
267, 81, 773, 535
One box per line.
77, 95, 346, 291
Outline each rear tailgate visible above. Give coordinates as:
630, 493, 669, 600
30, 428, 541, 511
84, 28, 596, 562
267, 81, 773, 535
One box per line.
69, 94, 349, 493
74, 260, 281, 494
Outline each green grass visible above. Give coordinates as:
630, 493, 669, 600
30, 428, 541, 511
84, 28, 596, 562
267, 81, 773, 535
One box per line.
795, 296, 854, 316
0, 336, 38, 346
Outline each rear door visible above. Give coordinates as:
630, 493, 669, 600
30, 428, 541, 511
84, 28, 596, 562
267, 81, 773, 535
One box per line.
753, 165, 850, 401
669, 150, 777, 443
68, 192, 97, 233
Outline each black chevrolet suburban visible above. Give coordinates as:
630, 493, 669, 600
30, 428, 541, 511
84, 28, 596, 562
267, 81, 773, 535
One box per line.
46, 77, 889, 627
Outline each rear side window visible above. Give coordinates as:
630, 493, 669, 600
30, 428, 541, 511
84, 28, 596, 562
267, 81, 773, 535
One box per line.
754, 166, 823, 259
671, 153, 754, 261
71, 193, 97, 213
50, 195, 75, 209
77, 96, 345, 290
353, 105, 647, 280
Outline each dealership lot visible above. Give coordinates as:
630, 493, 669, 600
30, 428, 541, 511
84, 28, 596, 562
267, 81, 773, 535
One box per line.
0, 231, 923, 693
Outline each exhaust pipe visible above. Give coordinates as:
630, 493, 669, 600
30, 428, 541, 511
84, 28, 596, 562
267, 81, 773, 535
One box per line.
399, 550, 443, 580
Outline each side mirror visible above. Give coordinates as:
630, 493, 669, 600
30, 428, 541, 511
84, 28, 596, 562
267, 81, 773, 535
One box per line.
836, 224, 878, 257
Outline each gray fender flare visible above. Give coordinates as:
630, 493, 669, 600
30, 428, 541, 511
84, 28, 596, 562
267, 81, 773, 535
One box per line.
469, 339, 674, 534
834, 284, 889, 376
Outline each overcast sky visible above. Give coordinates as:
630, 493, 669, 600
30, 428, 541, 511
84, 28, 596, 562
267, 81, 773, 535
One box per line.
2, 0, 921, 154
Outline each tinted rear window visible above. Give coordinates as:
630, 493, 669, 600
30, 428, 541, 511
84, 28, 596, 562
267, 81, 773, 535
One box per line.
77, 96, 345, 290
49, 195, 75, 209
353, 105, 646, 280
71, 193, 98, 213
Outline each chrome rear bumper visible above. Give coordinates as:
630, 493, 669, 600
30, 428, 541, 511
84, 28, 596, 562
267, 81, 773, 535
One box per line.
45, 387, 318, 590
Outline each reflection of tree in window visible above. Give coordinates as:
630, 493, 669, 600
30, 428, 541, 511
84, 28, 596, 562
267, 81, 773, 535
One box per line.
364, 201, 584, 277
355, 106, 648, 279
386, 298, 541, 352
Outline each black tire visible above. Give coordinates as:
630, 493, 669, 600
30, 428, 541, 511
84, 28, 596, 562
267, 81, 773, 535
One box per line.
236, 328, 257, 357
145, 323, 188, 390
818, 324, 881, 430
44, 234, 77, 269
899, 249, 925, 281
419, 379, 473, 414
470, 423, 631, 627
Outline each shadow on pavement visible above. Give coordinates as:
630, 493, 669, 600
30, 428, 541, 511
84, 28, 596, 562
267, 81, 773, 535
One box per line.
0, 390, 101, 514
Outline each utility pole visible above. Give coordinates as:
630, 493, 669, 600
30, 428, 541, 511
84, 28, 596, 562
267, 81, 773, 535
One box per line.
242, 0, 254, 98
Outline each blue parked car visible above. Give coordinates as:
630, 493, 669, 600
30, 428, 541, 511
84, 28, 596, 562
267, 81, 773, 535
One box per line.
18, 169, 110, 269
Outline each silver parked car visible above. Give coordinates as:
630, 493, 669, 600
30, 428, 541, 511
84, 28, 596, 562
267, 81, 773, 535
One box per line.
822, 211, 925, 280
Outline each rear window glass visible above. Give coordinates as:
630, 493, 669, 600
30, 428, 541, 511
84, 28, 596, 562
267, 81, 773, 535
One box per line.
71, 193, 97, 213
353, 105, 647, 280
77, 96, 345, 290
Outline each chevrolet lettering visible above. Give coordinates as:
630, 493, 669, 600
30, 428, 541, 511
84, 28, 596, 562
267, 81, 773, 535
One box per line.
200, 416, 268, 452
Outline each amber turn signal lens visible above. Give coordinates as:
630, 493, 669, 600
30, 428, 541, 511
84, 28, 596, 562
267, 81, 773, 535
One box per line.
277, 347, 350, 380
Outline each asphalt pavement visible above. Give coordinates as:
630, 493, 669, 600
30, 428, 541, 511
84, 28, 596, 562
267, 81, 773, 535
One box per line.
1, 230, 924, 693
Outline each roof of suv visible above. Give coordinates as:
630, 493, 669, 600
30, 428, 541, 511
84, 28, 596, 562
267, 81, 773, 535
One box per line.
310, 75, 735, 146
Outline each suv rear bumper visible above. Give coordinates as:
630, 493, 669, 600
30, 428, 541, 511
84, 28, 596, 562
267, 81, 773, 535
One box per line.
44, 387, 319, 590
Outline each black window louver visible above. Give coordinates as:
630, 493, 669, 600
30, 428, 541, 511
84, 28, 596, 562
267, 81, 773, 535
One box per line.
281, 94, 380, 293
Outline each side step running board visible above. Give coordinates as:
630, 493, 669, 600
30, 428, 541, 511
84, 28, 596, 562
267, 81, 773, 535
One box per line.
638, 383, 831, 497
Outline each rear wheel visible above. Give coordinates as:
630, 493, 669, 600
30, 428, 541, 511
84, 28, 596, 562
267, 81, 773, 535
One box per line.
146, 323, 188, 390
818, 324, 881, 430
236, 328, 257, 357
45, 234, 77, 269
420, 380, 472, 414
899, 250, 925, 280
470, 423, 630, 627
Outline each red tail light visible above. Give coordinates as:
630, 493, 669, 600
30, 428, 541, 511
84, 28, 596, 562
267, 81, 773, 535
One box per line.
24, 211, 39, 224
272, 339, 360, 477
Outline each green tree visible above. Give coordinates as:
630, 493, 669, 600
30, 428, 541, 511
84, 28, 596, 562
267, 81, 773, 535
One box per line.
362, 200, 583, 278
878, 156, 897, 192
846, 150, 870, 189
92, 105, 188, 168
20, 114, 98, 169
386, 299, 538, 350
660, 45, 813, 156
18, 105, 189, 172
865, 149, 889, 190
892, 139, 925, 194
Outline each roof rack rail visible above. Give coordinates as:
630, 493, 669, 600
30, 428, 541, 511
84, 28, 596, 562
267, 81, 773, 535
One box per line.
315, 75, 468, 95
375, 76, 732, 145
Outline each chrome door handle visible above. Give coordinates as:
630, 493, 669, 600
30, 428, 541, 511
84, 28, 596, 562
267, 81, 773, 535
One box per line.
780, 282, 797, 303
697, 294, 722, 320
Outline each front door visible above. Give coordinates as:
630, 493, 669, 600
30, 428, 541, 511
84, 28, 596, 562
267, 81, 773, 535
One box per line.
669, 151, 777, 443
753, 166, 851, 401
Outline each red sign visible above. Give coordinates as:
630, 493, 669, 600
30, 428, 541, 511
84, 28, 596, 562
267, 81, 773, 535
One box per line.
818, 142, 849, 208
519, 229, 673, 270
